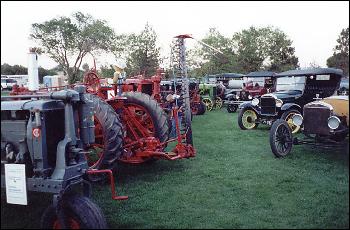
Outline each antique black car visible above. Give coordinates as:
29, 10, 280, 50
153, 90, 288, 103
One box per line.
227, 71, 276, 113
237, 68, 343, 133
269, 95, 349, 157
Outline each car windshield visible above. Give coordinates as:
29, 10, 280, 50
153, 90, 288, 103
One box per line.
276, 76, 305, 92
244, 77, 265, 86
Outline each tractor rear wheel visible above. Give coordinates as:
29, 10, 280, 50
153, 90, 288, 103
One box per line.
85, 94, 124, 173
215, 97, 223, 110
122, 92, 169, 143
41, 195, 107, 229
117, 92, 169, 163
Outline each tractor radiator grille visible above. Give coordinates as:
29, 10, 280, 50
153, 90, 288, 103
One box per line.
303, 106, 331, 135
260, 97, 276, 115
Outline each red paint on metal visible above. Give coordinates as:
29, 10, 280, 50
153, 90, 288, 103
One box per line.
86, 169, 128, 200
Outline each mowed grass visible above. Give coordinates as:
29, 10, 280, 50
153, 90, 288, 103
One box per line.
1, 108, 349, 229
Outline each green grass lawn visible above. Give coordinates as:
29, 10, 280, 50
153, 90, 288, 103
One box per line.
1, 108, 349, 228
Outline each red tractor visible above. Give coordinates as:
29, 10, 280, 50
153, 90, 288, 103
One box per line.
10, 36, 196, 179
120, 69, 206, 116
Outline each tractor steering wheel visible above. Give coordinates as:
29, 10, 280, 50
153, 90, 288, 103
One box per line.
83, 71, 101, 92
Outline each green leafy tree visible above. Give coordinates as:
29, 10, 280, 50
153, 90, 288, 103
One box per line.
82, 63, 90, 72
189, 28, 238, 78
30, 12, 116, 84
114, 23, 161, 77
327, 27, 349, 75
99, 64, 115, 78
233, 26, 299, 73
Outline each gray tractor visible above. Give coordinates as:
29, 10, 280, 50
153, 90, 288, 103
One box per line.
1, 85, 122, 229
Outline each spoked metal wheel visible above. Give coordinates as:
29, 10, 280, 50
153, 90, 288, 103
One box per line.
269, 119, 293, 157
117, 92, 169, 164
281, 109, 301, 134
202, 98, 213, 111
215, 97, 223, 110
238, 108, 258, 130
83, 71, 100, 92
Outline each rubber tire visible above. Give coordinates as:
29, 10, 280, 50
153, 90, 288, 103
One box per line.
238, 107, 259, 130
281, 109, 301, 134
122, 92, 169, 143
87, 94, 124, 170
269, 119, 293, 158
227, 104, 238, 113
195, 101, 206, 115
41, 195, 107, 229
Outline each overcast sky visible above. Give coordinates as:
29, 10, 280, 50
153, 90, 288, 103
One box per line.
1, 1, 349, 71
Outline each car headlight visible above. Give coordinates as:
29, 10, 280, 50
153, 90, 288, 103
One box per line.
328, 116, 340, 130
275, 99, 283, 107
252, 98, 259, 106
248, 95, 253, 100
292, 114, 303, 126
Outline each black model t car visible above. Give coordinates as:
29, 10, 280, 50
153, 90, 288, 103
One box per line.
237, 68, 344, 133
269, 95, 349, 157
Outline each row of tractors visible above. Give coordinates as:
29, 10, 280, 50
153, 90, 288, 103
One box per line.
197, 71, 277, 113
1, 36, 198, 228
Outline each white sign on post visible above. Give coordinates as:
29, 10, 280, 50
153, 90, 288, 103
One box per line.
4, 164, 28, 205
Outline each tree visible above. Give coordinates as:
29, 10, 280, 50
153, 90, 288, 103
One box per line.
189, 28, 238, 77
114, 23, 161, 77
327, 27, 349, 75
82, 63, 90, 72
30, 12, 116, 84
232, 26, 299, 73
99, 64, 115, 78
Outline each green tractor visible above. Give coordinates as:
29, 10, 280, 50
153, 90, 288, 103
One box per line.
198, 82, 223, 111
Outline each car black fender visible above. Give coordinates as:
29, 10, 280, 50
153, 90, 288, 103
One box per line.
280, 103, 302, 113
239, 101, 260, 114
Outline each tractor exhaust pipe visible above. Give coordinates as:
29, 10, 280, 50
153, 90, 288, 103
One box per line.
28, 48, 39, 91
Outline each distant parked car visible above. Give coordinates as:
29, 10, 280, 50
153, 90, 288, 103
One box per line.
1, 78, 17, 90
337, 78, 349, 95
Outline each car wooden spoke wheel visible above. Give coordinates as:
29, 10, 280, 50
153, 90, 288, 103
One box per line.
238, 108, 258, 130
281, 110, 301, 134
269, 119, 293, 157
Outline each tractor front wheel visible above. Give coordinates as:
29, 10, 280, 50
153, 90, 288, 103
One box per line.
215, 97, 223, 110
41, 195, 107, 229
202, 98, 213, 111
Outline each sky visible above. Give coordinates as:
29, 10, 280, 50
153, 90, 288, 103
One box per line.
1, 1, 349, 71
